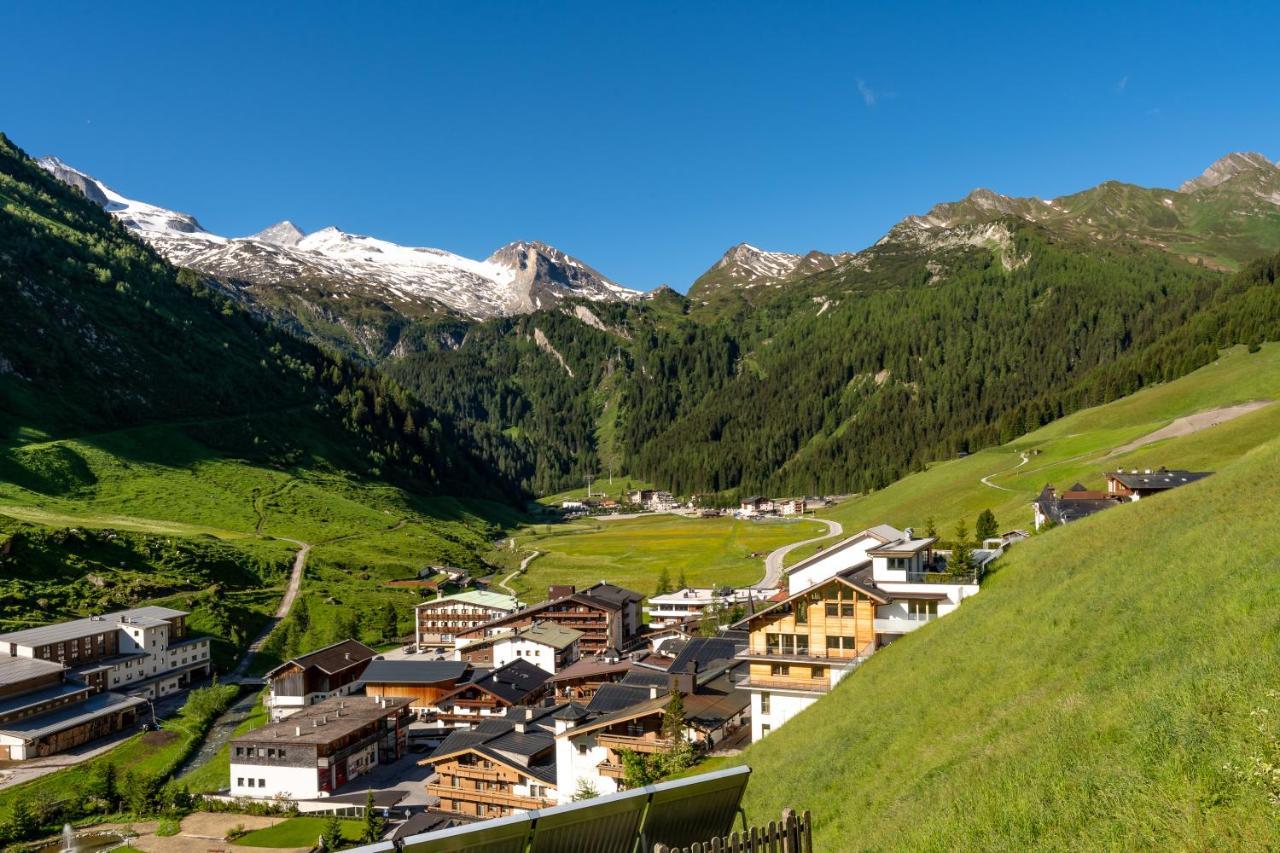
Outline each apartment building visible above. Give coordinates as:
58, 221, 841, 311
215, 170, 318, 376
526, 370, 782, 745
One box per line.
647, 587, 775, 627
229, 695, 412, 800
0, 606, 211, 701
0, 658, 144, 760
455, 623, 583, 674
416, 591, 524, 650
454, 584, 644, 656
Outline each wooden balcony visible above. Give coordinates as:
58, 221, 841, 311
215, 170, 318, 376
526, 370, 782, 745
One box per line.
597, 761, 627, 779
596, 732, 672, 753
428, 783, 554, 811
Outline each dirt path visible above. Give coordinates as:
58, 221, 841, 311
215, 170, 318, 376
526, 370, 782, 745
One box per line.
229, 540, 309, 681
980, 451, 1030, 492
498, 549, 541, 596
1105, 401, 1272, 457
755, 519, 843, 589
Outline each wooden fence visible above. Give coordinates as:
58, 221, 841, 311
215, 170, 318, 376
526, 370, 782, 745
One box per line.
654, 808, 813, 853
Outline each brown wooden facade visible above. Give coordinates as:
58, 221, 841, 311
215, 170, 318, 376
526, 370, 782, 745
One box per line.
740, 576, 879, 693
428, 751, 556, 818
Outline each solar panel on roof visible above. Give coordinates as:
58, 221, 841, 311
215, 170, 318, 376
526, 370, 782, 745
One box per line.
343, 766, 752, 853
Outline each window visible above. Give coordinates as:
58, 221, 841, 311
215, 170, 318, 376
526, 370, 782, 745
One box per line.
794, 635, 809, 655
811, 665, 824, 679
760, 692, 771, 713
237, 778, 244, 787
825, 603, 839, 617
761, 724, 771, 735
765, 633, 781, 654
770, 663, 789, 677
841, 603, 855, 617
259, 779, 265, 788
578, 743, 588, 755
908, 600, 939, 621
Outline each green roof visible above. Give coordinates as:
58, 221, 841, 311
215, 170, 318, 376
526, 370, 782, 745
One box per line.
419, 590, 524, 610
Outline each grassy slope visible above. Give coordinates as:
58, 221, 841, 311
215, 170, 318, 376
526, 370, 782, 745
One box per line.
786, 343, 1280, 564
733, 433, 1280, 850
178, 693, 270, 793
509, 515, 824, 600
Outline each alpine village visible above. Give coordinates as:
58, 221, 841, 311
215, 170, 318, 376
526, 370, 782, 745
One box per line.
4, 7, 1280, 852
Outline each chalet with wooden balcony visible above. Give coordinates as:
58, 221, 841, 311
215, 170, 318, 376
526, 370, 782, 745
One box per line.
263, 639, 377, 721
543, 650, 667, 701
552, 659, 748, 803
415, 590, 524, 650
424, 706, 560, 818
742, 524, 989, 740
453, 583, 644, 656
431, 658, 551, 729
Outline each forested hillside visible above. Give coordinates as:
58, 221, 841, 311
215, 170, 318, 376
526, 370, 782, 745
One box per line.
0, 134, 509, 500
380, 230, 1280, 498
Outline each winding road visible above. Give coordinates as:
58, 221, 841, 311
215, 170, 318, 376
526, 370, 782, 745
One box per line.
754, 518, 844, 589
498, 549, 541, 596
980, 451, 1030, 492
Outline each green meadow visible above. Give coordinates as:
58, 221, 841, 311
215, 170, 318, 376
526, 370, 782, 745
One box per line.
509, 514, 825, 600
731, 427, 1280, 849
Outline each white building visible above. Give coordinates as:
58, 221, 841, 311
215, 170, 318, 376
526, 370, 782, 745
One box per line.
647, 587, 777, 627
0, 606, 211, 701
490, 623, 583, 675
777, 499, 806, 516
229, 695, 412, 800
647, 491, 678, 512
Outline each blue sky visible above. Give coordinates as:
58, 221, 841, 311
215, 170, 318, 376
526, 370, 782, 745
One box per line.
3, 1, 1277, 291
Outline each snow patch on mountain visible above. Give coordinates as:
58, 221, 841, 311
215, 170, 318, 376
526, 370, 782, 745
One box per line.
36, 157, 641, 320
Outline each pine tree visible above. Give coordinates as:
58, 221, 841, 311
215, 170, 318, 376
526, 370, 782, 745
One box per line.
321, 812, 346, 851
675, 568, 688, 590
976, 508, 998, 542
950, 519, 975, 577
661, 688, 687, 742
925, 516, 938, 538
655, 566, 672, 595
362, 789, 384, 843
572, 778, 599, 801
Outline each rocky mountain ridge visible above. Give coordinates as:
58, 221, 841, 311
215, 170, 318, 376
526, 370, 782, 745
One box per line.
36, 157, 640, 321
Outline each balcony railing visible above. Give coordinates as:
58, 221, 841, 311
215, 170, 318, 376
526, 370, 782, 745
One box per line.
737, 676, 833, 693
874, 617, 936, 634
737, 647, 864, 663
596, 733, 672, 753
427, 783, 554, 810
597, 761, 627, 779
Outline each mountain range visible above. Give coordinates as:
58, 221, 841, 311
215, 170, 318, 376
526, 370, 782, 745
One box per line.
35, 157, 640, 327
27, 142, 1280, 498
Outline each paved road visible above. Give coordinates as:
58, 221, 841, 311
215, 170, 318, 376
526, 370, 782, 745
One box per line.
229, 540, 310, 682
754, 519, 843, 589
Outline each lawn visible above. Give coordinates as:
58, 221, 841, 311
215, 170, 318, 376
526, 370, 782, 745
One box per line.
235, 815, 364, 847
509, 514, 825, 600
732, 431, 1280, 849
792, 343, 1280, 560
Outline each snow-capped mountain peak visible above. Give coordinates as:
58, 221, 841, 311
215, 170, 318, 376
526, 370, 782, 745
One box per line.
251, 220, 306, 247
37, 157, 640, 320
37, 156, 222, 242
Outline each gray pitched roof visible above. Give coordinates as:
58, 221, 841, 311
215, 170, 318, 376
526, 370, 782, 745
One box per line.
1107, 469, 1211, 490
361, 659, 468, 685
667, 637, 743, 674
586, 683, 653, 713
0, 606, 187, 648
